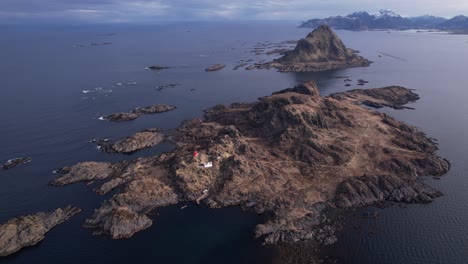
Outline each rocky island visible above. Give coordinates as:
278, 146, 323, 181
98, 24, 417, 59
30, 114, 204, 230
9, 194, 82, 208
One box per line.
147, 65, 171, 70
95, 128, 164, 154
262, 25, 371, 72
2, 157, 32, 170
102, 104, 176, 122
47, 81, 448, 245
205, 64, 226, 72
0, 206, 81, 256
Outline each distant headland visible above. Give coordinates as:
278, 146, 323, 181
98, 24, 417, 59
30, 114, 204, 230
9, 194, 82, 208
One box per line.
300, 9, 468, 33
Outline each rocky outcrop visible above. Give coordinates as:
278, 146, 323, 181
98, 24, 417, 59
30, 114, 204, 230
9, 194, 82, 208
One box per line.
102, 104, 176, 122
96, 129, 164, 153
103, 112, 140, 122
205, 64, 225, 72
334, 174, 446, 208
263, 25, 371, 72
148, 65, 171, 70
49, 162, 116, 186
52, 82, 449, 243
0, 206, 81, 256
82, 158, 178, 239
330, 86, 420, 109
133, 105, 176, 115
2, 157, 32, 170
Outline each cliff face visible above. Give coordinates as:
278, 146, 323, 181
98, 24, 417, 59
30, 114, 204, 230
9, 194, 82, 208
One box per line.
268, 25, 371, 72
49, 81, 449, 245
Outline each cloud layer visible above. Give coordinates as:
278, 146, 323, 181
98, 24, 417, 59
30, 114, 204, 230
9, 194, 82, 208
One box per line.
1, 0, 468, 24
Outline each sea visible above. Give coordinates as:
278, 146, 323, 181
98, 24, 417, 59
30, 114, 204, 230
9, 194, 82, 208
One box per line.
0, 21, 468, 264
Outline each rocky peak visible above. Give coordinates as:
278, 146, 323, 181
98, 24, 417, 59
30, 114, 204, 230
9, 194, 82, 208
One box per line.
278, 25, 355, 63
375, 9, 401, 18
272, 81, 320, 97
306, 24, 334, 37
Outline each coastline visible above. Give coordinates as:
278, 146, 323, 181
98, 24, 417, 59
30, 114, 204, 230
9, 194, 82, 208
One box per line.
1, 22, 465, 263
42, 82, 449, 255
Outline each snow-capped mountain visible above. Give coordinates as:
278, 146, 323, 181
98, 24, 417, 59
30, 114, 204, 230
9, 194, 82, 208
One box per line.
373, 9, 402, 18
300, 10, 451, 30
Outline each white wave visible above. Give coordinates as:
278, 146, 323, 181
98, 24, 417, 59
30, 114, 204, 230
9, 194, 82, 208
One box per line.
98, 116, 105, 120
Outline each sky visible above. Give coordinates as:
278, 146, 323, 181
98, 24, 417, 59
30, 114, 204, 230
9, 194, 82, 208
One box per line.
0, 0, 467, 24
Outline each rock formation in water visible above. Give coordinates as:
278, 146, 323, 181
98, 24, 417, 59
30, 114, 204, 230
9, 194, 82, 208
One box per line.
102, 104, 176, 122
264, 25, 371, 72
148, 65, 171, 70
0, 206, 81, 256
95, 128, 164, 154
51, 81, 449, 244
2, 157, 32, 170
205, 64, 226, 72
329, 86, 419, 109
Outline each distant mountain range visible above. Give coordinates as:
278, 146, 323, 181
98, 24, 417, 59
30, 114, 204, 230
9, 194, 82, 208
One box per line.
300, 9, 468, 31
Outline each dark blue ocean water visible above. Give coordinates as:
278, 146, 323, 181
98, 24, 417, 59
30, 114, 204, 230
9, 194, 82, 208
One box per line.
1, 22, 468, 263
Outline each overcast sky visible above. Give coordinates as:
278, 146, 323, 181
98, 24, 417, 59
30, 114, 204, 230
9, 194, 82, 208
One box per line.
1, 0, 467, 24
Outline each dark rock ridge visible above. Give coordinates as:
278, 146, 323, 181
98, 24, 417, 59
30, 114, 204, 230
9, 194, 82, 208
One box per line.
329, 86, 419, 109
205, 64, 225, 72
96, 128, 164, 153
51, 81, 449, 244
102, 104, 176, 122
300, 10, 450, 30
335, 175, 444, 208
0, 206, 81, 256
103, 112, 140, 122
148, 65, 171, 70
263, 25, 371, 72
2, 157, 32, 170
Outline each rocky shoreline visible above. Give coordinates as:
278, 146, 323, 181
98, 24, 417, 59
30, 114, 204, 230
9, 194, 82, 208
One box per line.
102, 104, 176, 122
94, 128, 164, 154
0, 206, 81, 257
46, 81, 448, 245
0, 80, 450, 258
